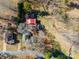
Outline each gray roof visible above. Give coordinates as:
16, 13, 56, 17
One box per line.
17, 23, 28, 33
17, 23, 36, 34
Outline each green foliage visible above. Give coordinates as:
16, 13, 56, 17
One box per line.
65, 0, 69, 4
56, 54, 72, 59
44, 50, 52, 59
24, 0, 31, 13
52, 49, 60, 57
56, 55, 67, 59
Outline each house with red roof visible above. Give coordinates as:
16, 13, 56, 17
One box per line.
26, 18, 36, 26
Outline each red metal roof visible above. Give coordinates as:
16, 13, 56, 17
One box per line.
26, 18, 36, 25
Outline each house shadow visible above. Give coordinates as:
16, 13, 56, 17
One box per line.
13, 33, 19, 45
8, 27, 20, 45
13, 29, 20, 45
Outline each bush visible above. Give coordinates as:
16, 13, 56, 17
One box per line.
44, 50, 52, 59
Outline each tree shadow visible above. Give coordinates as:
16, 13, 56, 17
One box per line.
26, 10, 49, 19
67, 2, 79, 9
51, 49, 72, 59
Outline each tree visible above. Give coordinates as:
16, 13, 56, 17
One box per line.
18, 1, 24, 18
24, 0, 31, 13
44, 50, 52, 59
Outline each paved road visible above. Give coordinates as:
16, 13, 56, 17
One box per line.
0, 50, 44, 58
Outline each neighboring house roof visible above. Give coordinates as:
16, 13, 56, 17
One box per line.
26, 18, 36, 25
